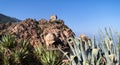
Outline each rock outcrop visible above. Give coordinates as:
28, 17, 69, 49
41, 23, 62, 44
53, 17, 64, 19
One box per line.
49, 15, 57, 22
0, 16, 75, 49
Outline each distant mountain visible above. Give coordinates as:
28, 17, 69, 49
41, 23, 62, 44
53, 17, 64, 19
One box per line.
0, 13, 21, 23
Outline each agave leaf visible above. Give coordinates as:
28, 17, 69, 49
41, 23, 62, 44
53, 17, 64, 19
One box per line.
105, 28, 110, 38
67, 38, 76, 55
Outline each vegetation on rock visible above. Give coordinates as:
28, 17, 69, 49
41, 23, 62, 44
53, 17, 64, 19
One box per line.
0, 15, 119, 65
0, 17, 74, 49
59, 28, 120, 65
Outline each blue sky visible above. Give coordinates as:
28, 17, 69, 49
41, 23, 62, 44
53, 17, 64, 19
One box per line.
0, 0, 120, 36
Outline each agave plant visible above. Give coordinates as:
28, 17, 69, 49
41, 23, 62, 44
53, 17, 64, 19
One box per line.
59, 28, 120, 65
0, 35, 16, 49
98, 28, 120, 65
11, 40, 29, 65
0, 35, 15, 65
34, 44, 63, 65
0, 44, 11, 65
0, 35, 30, 65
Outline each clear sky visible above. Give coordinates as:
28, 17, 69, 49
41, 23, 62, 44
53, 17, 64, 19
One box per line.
0, 0, 120, 36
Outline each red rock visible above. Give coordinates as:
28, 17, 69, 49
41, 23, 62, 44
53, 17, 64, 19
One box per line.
0, 16, 75, 49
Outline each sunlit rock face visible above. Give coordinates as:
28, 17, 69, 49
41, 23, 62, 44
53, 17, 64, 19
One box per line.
44, 33, 56, 48
80, 34, 89, 42
0, 15, 75, 49
49, 15, 57, 22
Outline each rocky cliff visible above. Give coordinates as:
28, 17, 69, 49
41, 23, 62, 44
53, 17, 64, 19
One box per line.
0, 15, 75, 49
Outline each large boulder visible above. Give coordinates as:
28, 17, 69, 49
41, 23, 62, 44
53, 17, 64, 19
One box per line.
44, 33, 56, 48
49, 15, 57, 22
